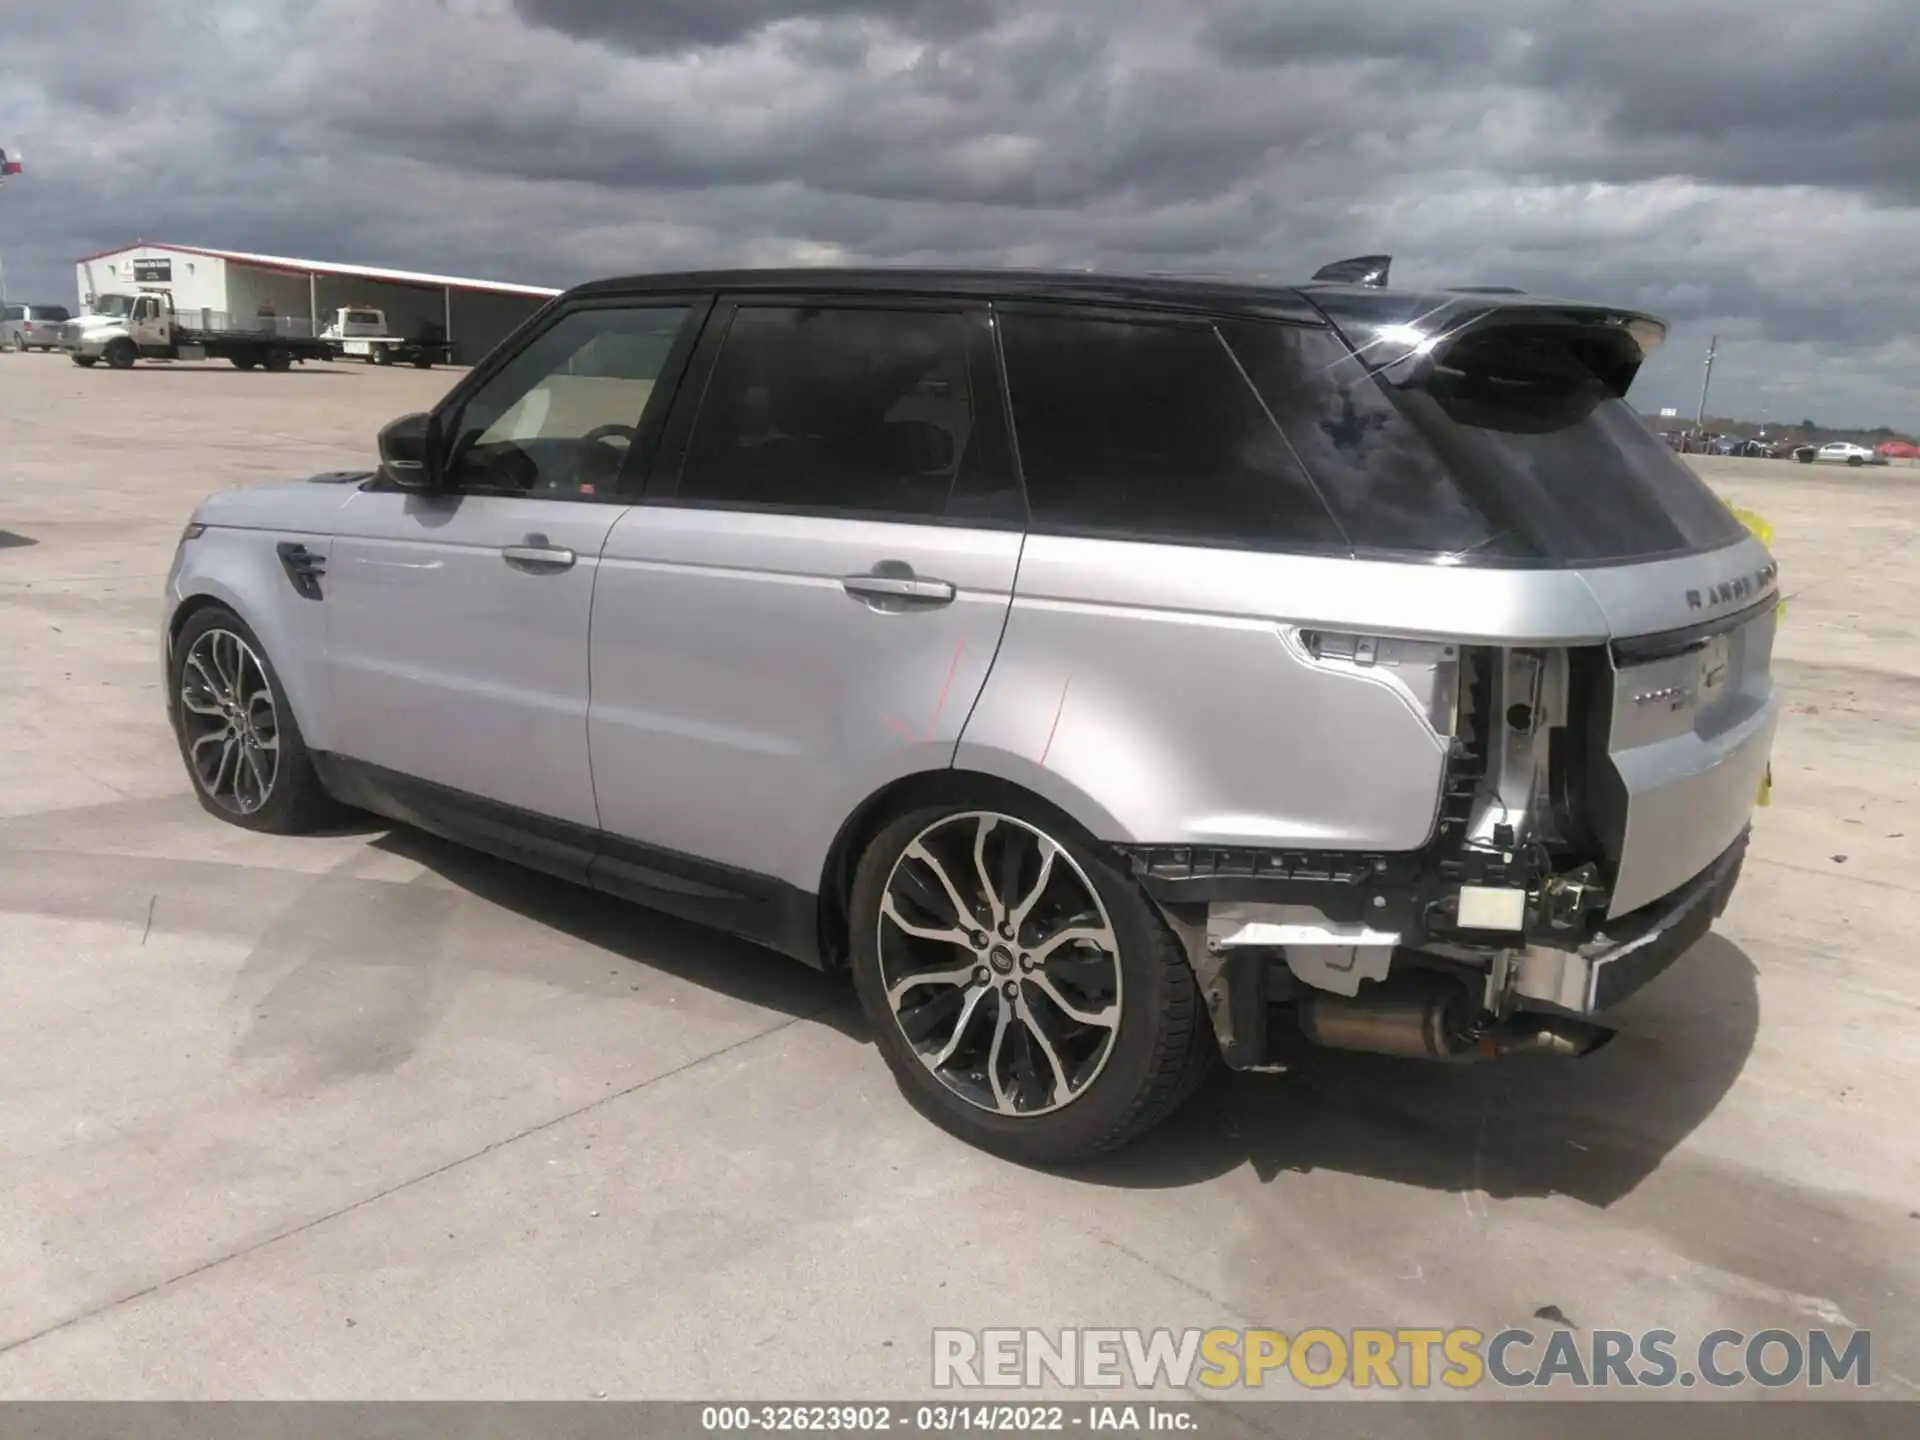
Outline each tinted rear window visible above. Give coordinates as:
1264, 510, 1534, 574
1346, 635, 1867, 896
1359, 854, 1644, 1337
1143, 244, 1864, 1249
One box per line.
28, 305, 70, 321
1225, 319, 1747, 565
345, 310, 382, 326
997, 312, 1347, 550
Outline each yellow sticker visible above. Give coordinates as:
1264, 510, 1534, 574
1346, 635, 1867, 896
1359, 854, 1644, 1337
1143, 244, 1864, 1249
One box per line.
1728, 505, 1786, 621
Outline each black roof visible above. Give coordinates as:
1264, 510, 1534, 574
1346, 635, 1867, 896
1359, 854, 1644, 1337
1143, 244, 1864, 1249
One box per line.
568, 266, 1670, 349
573, 266, 1326, 321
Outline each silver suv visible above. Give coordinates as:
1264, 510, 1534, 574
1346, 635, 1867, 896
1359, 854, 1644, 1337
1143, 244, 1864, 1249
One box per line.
2, 302, 72, 351
163, 263, 1780, 1161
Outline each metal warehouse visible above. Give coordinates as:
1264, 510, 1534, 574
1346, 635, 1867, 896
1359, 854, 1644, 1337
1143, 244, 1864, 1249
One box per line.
72, 241, 560, 365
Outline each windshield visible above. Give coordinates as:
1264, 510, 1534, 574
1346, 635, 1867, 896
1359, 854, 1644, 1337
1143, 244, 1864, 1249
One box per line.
90, 295, 134, 318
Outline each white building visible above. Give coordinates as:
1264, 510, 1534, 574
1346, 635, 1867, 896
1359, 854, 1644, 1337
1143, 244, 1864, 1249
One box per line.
73, 240, 561, 365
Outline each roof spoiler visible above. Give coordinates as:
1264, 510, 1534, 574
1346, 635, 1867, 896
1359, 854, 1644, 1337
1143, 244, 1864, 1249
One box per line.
1311, 254, 1392, 287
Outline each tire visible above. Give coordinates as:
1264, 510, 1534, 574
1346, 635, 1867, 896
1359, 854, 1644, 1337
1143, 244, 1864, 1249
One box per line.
262, 347, 293, 372
363, 352, 378, 365
72, 355, 98, 368
374, 348, 392, 366
849, 796, 1217, 1163
104, 338, 137, 369
168, 605, 337, 834
9, 333, 26, 351
1847, 455, 1863, 467
411, 355, 432, 368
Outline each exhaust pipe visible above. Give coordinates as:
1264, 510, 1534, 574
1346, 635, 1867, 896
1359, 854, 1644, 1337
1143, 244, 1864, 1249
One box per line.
1295, 975, 1614, 1062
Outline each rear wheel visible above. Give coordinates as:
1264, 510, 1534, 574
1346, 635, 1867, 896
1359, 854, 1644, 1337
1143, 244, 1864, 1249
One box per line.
411, 355, 432, 368
169, 606, 336, 833
850, 798, 1217, 1163
9, 333, 26, 352
72, 355, 98, 368
1848, 455, 1864, 467
104, 338, 137, 369
262, 347, 293, 372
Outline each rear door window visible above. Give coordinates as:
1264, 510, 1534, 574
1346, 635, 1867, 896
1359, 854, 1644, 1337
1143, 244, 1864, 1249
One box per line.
996, 310, 1348, 551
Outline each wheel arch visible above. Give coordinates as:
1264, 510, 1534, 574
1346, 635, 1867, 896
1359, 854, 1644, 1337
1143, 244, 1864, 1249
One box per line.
165, 569, 332, 752
813, 763, 1130, 971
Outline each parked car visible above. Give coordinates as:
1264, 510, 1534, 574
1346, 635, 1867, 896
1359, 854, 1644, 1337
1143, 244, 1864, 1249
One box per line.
1796, 441, 1888, 467
1, 302, 73, 351
161, 263, 1779, 1161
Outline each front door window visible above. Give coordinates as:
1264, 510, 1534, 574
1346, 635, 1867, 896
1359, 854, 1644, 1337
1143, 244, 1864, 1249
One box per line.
443, 305, 694, 501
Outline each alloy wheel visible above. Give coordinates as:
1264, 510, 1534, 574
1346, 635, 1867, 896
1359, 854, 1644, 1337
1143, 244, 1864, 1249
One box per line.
178, 628, 280, 815
877, 811, 1122, 1117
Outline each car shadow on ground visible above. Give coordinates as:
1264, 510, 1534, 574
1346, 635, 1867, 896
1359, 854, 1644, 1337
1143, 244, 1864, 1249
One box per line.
1074, 934, 1760, 1207
366, 824, 867, 1040
364, 821, 1756, 1208
0, 529, 38, 549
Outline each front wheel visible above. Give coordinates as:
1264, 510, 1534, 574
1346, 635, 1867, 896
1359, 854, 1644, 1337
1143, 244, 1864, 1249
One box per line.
104, 338, 137, 369
72, 355, 98, 368
169, 606, 337, 833
850, 799, 1217, 1163
1847, 455, 1864, 467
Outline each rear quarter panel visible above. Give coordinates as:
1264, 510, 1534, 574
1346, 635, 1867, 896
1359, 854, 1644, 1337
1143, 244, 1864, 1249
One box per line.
956, 535, 1614, 851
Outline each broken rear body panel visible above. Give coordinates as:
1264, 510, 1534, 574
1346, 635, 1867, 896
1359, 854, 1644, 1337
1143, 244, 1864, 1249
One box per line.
959, 281, 1780, 1065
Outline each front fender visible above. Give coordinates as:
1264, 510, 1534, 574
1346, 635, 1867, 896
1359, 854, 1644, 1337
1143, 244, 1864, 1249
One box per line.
166, 528, 335, 751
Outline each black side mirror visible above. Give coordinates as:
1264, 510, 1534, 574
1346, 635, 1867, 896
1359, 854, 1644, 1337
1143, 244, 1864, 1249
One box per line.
377, 411, 442, 490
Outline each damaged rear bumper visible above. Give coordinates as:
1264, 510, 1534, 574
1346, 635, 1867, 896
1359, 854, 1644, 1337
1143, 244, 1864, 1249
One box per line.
1133, 827, 1750, 1070
1513, 826, 1748, 1014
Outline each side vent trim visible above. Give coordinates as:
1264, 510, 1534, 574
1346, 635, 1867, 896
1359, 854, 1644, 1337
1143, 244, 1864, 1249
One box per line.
275, 541, 326, 601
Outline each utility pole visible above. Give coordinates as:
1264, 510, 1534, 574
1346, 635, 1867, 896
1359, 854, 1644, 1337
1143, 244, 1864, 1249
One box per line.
1695, 334, 1719, 435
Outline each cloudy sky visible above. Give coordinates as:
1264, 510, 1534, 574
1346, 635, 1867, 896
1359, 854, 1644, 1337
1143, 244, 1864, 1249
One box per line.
4, 0, 1917, 428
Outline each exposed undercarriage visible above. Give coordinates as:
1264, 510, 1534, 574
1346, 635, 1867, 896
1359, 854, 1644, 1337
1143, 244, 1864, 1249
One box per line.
1123, 634, 1760, 1070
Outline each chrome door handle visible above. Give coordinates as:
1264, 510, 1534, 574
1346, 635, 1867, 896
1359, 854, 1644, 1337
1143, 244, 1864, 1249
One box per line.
502, 544, 576, 570
841, 573, 956, 604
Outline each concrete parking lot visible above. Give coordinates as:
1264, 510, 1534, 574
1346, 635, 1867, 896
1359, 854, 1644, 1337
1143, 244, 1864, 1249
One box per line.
2, 351, 1917, 1418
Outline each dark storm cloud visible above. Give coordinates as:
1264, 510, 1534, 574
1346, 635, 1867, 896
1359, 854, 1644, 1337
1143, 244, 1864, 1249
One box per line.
4, 0, 1918, 426
512, 0, 1006, 52
1203, 0, 1920, 201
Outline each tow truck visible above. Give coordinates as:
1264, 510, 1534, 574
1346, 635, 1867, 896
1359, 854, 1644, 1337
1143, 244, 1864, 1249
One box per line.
57, 291, 334, 371
317, 305, 455, 368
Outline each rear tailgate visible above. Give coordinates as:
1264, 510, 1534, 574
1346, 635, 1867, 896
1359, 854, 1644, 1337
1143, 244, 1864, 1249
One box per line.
1597, 597, 1779, 915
